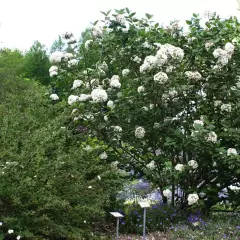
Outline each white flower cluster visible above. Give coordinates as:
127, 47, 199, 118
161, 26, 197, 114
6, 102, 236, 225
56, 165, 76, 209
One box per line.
157, 43, 184, 61
68, 95, 79, 105
50, 93, 59, 101
227, 148, 237, 156
49, 51, 64, 64
99, 152, 108, 159
163, 189, 172, 198
122, 69, 130, 77
175, 164, 184, 172
187, 193, 199, 205
193, 120, 204, 128
214, 100, 222, 107
188, 160, 198, 169
135, 126, 145, 138
132, 55, 141, 63
142, 41, 153, 49
207, 131, 217, 143
213, 42, 234, 66
79, 94, 92, 102
153, 72, 169, 84
68, 59, 79, 68
64, 52, 74, 60
72, 80, 83, 89
112, 126, 122, 133
137, 86, 145, 93
139, 44, 184, 73
185, 71, 202, 81
92, 26, 103, 38
98, 61, 108, 72
205, 41, 214, 50
49, 65, 58, 77
220, 103, 231, 113
107, 100, 115, 109
85, 40, 93, 50
146, 160, 155, 170
110, 75, 121, 88
91, 89, 108, 102
116, 14, 125, 25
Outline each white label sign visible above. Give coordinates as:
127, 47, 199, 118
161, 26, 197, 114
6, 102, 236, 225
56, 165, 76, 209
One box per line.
110, 212, 124, 218
138, 201, 151, 208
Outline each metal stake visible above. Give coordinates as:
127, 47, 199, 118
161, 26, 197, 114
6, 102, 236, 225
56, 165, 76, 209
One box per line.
116, 217, 119, 240
143, 207, 146, 240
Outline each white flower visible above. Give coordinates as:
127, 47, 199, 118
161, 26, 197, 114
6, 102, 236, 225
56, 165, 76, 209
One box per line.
140, 56, 157, 73
107, 100, 114, 108
224, 42, 234, 54
92, 26, 103, 37
78, 94, 92, 102
104, 115, 108, 121
110, 75, 121, 88
99, 152, 108, 160
68, 59, 79, 67
91, 89, 108, 103
122, 69, 130, 77
163, 189, 172, 198
50, 71, 58, 77
83, 145, 93, 152
113, 126, 122, 133
98, 61, 108, 72
72, 80, 83, 89
49, 66, 58, 73
64, 52, 74, 59
146, 161, 155, 170
227, 148, 237, 156
193, 120, 204, 128
229, 185, 240, 191
142, 41, 152, 49
185, 71, 202, 81
187, 193, 199, 205
175, 164, 184, 172
68, 95, 79, 105
88, 186, 92, 189
207, 131, 217, 143
135, 126, 145, 138
153, 72, 168, 84
49, 51, 64, 63
132, 55, 141, 63
8, 229, 14, 234
50, 94, 59, 101
213, 48, 226, 58
97, 175, 101, 180
85, 40, 93, 50
188, 160, 198, 169
17, 236, 21, 240
221, 103, 231, 112
137, 86, 145, 93
205, 42, 214, 50
214, 100, 222, 107
116, 14, 125, 24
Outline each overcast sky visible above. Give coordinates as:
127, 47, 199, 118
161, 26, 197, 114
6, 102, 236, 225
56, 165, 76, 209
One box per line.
0, 0, 239, 51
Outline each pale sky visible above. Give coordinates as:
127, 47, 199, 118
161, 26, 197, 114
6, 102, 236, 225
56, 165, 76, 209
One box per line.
0, 0, 239, 51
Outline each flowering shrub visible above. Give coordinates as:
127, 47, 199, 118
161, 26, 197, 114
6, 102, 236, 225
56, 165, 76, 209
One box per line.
49, 9, 240, 211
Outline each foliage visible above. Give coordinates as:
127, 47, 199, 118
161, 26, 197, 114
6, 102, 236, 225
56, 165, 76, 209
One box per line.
0, 48, 24, 78
0, 76, 123, 239
48, 9, 240, 213
23, 41, 50, 85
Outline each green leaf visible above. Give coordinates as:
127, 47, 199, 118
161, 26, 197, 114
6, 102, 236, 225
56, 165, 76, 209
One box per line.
145, 13, 153, 19
100, 11, 106, 16
186, 20, 192, 25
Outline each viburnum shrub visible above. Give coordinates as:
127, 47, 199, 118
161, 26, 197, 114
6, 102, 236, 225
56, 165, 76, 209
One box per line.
49, 9, 240, 211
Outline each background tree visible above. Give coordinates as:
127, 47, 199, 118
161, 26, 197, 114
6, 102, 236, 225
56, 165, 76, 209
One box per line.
23, 41, 50, 85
